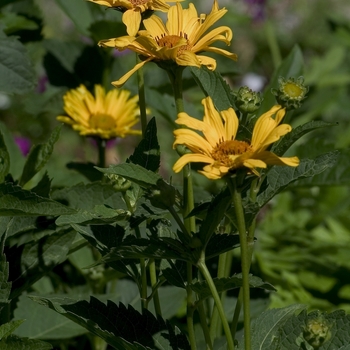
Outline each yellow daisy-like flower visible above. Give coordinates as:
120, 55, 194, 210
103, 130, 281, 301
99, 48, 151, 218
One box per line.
57, 84, 141, 140
88, 0, 172, 36
173, 97, 299, 180
99, 0, 237, 87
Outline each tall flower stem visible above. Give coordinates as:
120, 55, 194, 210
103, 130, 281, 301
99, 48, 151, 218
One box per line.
96, 138, 106, 168
167, 66, 196, 349
149, 259, 162, 317
198, 254, 235, 350
227, 177, 251, 350
136, 54, 148, 136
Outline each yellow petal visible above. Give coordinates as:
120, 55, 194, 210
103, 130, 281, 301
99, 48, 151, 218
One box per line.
195, 55, 217, 70
122, 9, 141, 36
112, 57, 153, 87
202, 97, 225, 141
199, 46, 237, 61
143, 14, 168, 38
176, 50, 201, 67
173, 129, 212, 155
167, 2, 183, 35
193, 26, 232, 52
173, 153, 214, 173
255, 151, 300, 167
221, 108, 239, 141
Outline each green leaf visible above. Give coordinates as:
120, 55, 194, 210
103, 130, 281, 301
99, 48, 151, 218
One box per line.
31, 172, 51, 198
55, 0, 93, 36
161, 260, 187, 289
191, 274, 276, 301
0, 217, 12, 308
0, 335, 52, 350
19, 126, 61, 186
198, 188, 231, 246
239, 304, 307, 350
257, 152, 339, 207
291, 148, 350, 186
42, 39, 85, 74
9, 228, 76, 299
0, 183, 76, 216
56, 205, 129, 226
257, 45, 304, 115
0, 320, 25, 340
128, 117, 160, 172
0, 12, 38, 34
190, 66, 236, 111
272, 121, 339, 156
205, 234, 241, 260
66, 162, 103, 182
0, 33, 35, 94
30, 296, 165, 349
13, 295, 86, 340
96, 163, 162, 188
0, 129, 10, 183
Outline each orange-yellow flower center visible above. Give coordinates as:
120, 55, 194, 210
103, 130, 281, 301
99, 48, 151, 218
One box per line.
211, 140, 251, 166
129, 0, 150, 6
90, 113, 115, 130
155, 33, 192, 52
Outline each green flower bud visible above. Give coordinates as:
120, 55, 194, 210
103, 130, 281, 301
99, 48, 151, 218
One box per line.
272, 76, 309, 110
105, 173, 131, 191
233, 86, 263, 113
303, 315, 332, 349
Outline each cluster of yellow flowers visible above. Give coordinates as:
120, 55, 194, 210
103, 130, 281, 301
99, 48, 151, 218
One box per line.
58, 0, 299, 179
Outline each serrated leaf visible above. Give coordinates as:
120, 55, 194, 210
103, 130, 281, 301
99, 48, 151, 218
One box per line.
0, 34, 35, 94
158, 322, 191, 350
0, 335, 52, 350
129, 117, 160, 172
257, 152, 339, 207
30, 296, 166, 349
0, 129, 10, 183
190, 66, 236, 111
205, 234, 241, 260
19, 126, 61, 186
9, 228, 76, 299
198, 188, 231, 246
272, 121, 338, 156
161, 260, 187, 289
257, 45, 304, 115
0, 183, 76, 216
191, 274, 276, 301
0, 320, 25, 340
239, 304, 307, 350
56, 205, 129, 226
66, 162, 103, 182
96, 163, 162, 188
30, 172, 51, 198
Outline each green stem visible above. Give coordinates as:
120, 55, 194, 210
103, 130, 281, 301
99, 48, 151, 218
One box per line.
136, 54, 148, 137
227, 178, 251, 350
198, 256, 234, 350
149, 259, 162, 317
96, 138, 106, 168
265, 20, 282, 70
197, 301, 213, 350
186, 262, 197, 350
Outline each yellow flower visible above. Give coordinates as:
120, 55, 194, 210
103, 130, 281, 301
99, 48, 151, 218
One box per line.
99, 0, 237, 87
173, 97, 299, 180
88, 0, 172, 36
57, 84, 141, 140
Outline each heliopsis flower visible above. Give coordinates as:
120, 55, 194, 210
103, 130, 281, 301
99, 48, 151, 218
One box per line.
173, 97, 299, 180
99, 0, 237, 87
88, 0, 172, 36
57, 84, 141, 140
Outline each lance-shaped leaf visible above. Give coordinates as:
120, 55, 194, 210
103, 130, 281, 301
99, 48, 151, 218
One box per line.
29, 296, 166, 349
257, 45, 304, 115
0, 217, 12, 309
257, 151, 339, 207
0, 183, 76, 216
0, 32, 35, 94
56, 205, 130, 226
9, 228, 76, 299
101, 236, 193, 263
128, 117, 160, 172
0, 320, 25, 340
205, 234, 241, 260
0, 129, 10, 183
272, 121, 339, 156
190, 274, 276, 301
19, 126, 61, 186
190, 66, 236, 111
96, 163, 162, 189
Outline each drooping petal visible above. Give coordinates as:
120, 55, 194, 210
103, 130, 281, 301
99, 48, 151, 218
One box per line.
192, 26, 232, 52
196, 55, 217, 70
122, 9, 141, 36
173, 128, 212, 155
176, 50, 201, 67
255, 151, 300, 167
173, 153, 214, 173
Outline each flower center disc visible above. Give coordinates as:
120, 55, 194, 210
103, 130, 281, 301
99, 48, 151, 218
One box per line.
157, 35, 183, 48
90, 114, 115, 130
129, 0, 149, 6
283, 82, 303, 98
211, 140, 251, 165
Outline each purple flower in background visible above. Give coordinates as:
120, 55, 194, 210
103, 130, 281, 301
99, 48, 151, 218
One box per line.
36, 75, 48, 93
14, 136, 31, 156
245, 0, 266, 22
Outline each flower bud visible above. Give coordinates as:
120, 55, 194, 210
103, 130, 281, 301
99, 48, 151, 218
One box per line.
303, 315, 331, 349
233, 86, 263, 113
105, 173, 131, 191
272, 76, 309, 110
